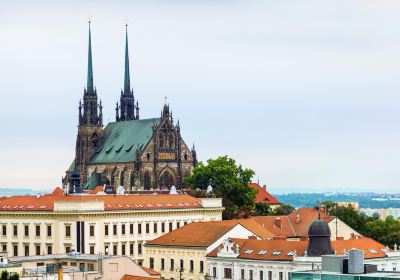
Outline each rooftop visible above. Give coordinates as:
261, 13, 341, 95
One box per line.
248, 183, 281, 205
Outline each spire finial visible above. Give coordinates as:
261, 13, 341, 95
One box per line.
87, 19, 94, 92
124, 20, 131, 93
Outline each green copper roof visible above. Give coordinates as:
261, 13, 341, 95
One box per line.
67, 160, 76, 173
84, 172, 110, 190
87, 22, 94, 91
90, 118, 160, 164
124, 25, 131, 92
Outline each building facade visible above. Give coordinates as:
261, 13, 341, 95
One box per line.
63, 23, 197, 192
0, 188, 223, 264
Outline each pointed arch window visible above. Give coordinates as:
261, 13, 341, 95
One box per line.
168, 133, 175, 148
144, 172, 151, 190
159, 133, 165, 149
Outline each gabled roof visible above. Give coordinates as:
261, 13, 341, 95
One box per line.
0, 188, 203, 212
250, 216, 296, 237
146, 220, 274, 248
207, 237, 391, 261
249, 183, 281, 205
90, 118, 161, 164
121, 275, 157, 280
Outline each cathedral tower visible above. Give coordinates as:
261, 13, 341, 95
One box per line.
116, 24, 139, 121
74, 21, 104, 184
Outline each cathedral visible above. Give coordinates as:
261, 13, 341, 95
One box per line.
62, 23, 197, 192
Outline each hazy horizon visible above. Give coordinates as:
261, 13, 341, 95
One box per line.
1, 0, 400, 191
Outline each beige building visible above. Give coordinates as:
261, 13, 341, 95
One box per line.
144, 220, 274, 280
0, 188, 223, 264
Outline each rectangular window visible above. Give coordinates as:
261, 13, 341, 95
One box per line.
180, 259, 184, 270
130, 243, 134, 255
36, 245, 41, 255
2, 244, 7, 252
47, 245, 52, 255
90, 246, 94, 254
161, 258, 165, 270
138, 243, 142, 255
184, 221, 188, 226
113, 224, 117, 235
122, 224, 126, 235
177, 222, 180, 229
13, 225, 17, 236
70, 262, 77, 267
170, 259, 174, 271
35, 225, 40, 237
90, 225, 95, 236
161, 223, 165, 233
138, 224, 142, 234
279, 272, 283, 280
224, 268, 232, 279
250, 270, 253, 280
88, 263, 95, 271
149, 257, 154, 269
121, 244, 126, 255
113, 244, 117, 255
24, 245, 29, 256
268, 271, 272, 280
241, 269, 245, 279
24, 225, 29, 236
130, 224, 134, 234
65, 246, 71, 253
190, 260, 194, 272
213, 267, 217, 278
153, 223, 158, 234
105, 245, 109, 255
105, 225, 109, 236
2, 225, 6, 236
200, 261, 204, 273
47, 225, 52, 237
13, 245, 18, 256
169, 222, 173, 232
65, 225, 71, 237
260, 270, 264, 280
146, 223, 150, 234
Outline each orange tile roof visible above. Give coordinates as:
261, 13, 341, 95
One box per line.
249, 183, 281, 205
207, 237, 390, 261
86, 186, 104, 194
121, 274, 158, 280
250, 216, 296, 237
146, 220, 274, 248
0, 188, 203, 212
140, 267, 160, 276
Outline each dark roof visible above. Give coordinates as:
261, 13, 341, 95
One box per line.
90, 118, 161, 164
308, 220, 331, 237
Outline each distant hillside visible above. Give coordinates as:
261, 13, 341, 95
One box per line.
0, 188, 51, 196
276, 193, 400, 209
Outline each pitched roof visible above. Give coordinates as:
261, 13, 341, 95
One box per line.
90, 118, 161, 164
207, 237, 390, 261
249, 183, 281, 205
121, 275, 158, 280
250, 216, 296, 237
288, 208, 334, 237
140, 267, 160, 276
0, 188, 203, 212
251, 208, 336, 238
146, 220, 274, 248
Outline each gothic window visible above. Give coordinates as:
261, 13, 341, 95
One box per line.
184, 153, 188, 160
146, 153, 150, 160
159, 171, 175, 190
168, 133, 175, 148
159, 133, 165, 149
143, 172, 151, 190
129, 172, 135, 191
91, 133, 98, 148
120, 170, 126, 187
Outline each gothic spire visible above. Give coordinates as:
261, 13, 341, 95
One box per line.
124, 23, 131, 93
87, 20, 94, 92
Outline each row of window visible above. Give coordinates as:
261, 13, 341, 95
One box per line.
4, 244, 53, 257
104, 242, 143, 256
213, 267, 284, 280
104, 221, 188, 237
149, 258, 204, 274
1, 224, 52, 238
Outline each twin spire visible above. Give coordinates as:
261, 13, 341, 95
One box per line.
83, 21, 139, 122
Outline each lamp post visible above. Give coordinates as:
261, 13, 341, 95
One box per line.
176, 267, 184, 280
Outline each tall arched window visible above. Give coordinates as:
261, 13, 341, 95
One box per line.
159, 171, 175, 190
159, 133, 165, 149
168, 133, 175, 149
143, 172, 151, 190
129, 172, 135, 191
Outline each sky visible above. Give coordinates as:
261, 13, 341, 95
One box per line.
0, 0, 400, 193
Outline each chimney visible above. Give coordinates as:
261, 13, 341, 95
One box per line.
274, 217, 282, 228
336, 236, 344, 240
350, 233, 355, 240
263, 185, 267, 191
248, 235, 257, 240
296, 214, 301, 224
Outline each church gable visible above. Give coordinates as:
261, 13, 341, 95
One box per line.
90, 118, 160, 164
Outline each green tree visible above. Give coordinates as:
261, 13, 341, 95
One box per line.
1, 271, 9, 280
186, 156, 256, 219
272, 204, 295, 215
8, 274, 19, 280
254, 203, 272, 216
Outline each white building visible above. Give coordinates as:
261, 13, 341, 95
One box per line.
0, 188, 223, 264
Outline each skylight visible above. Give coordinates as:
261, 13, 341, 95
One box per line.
272, 250, 282, 256
258, 250, 267, 255
368, 249, 377, 254
286, 251, 296, 256
244, 249, 254, 254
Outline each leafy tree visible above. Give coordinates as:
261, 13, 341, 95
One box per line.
186, 156, 256, 219
254, 203, 272, 216
0, 272, 18, 280
8, 274, 19, 280
1, 271, 8, 280
272, 204, 295, 215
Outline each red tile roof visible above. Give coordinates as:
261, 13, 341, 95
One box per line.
146, 220, 274, 248
249, 183, 281, 205
0, 188, 204, 212
250, 216, 296, 237
121, 275, 158, 280
207, 237, 390, 261
140, 267, 160, 276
